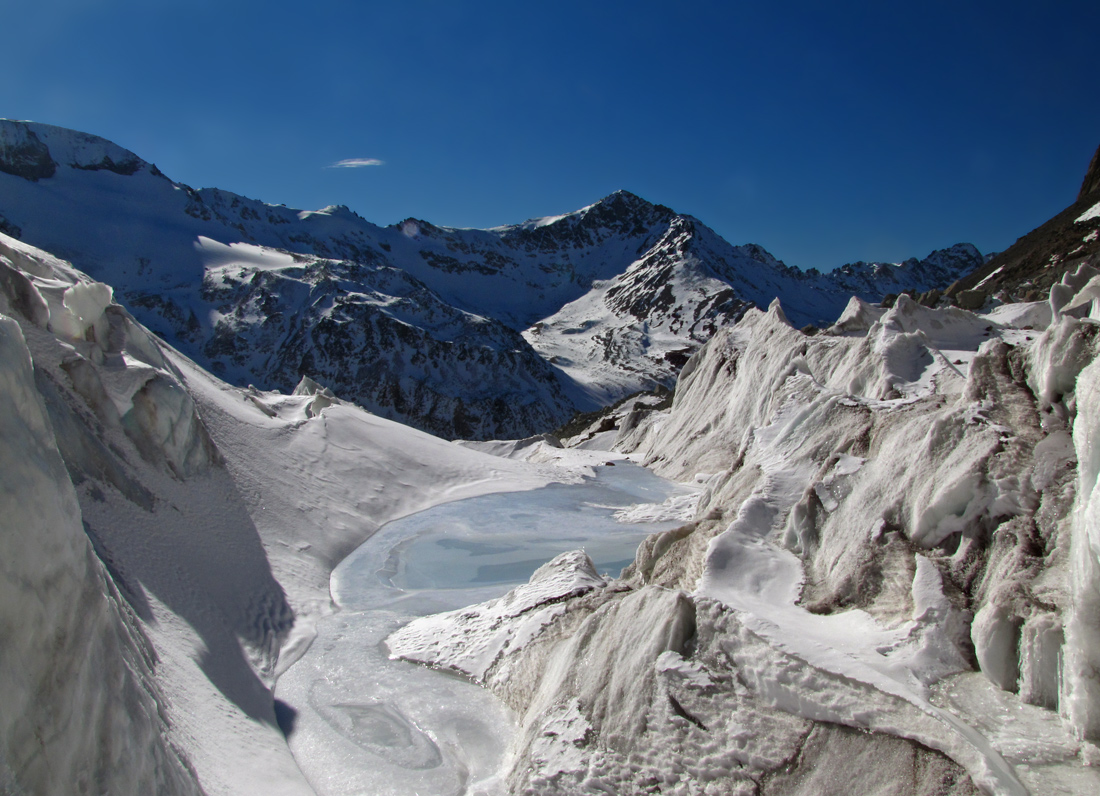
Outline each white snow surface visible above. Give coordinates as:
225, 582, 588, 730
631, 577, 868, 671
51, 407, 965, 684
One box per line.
1075, 199, 1100, 225
0, 232, 575, 794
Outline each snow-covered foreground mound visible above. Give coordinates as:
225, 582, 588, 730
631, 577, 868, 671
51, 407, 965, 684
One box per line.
0, 232, 567, 794
389, 266, 1100, 794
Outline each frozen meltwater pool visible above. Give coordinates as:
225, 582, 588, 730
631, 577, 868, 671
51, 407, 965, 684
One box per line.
276, 462, 697, 796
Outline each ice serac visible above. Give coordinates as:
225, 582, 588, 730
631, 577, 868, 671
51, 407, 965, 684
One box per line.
0, 120, 981, 438
1068, 347, 1100, 740
0, 315, 199, 795
394, 284, 1100, 793
0, 232, 318, 795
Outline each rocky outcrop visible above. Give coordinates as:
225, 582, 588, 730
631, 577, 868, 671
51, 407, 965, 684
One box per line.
957, 142, 1100, 300
1078, 143, 1100, 202
0, 123, 55, 181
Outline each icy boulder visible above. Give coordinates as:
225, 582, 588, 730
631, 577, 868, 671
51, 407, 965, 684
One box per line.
292, 374, 338, 418
0, 315, 199, 795
828, 295, 887, 335
54, 279, 113, 340
388, 549, 607, 682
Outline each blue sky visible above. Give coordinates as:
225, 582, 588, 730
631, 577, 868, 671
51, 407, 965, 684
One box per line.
4, 0, 1099, 271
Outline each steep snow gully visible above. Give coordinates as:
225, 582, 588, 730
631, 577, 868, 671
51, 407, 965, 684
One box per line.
5, 223, 1100, 796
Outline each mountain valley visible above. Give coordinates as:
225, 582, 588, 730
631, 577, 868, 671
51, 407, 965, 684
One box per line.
3, 121, 1100, 796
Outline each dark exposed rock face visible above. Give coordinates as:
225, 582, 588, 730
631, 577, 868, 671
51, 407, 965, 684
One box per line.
1079, 143, 1100, 202
0, 125, 56, 181
137, 255, 579, 440
0, 213, 21, 239
955, 143, 1100, 300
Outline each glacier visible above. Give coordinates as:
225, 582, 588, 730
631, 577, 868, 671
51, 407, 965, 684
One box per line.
0, 231, 562, 794
2, 124, 1100, 794
390, 271, 1100, 794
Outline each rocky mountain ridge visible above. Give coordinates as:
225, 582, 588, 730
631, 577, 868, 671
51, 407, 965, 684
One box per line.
0, 120, 983, 437
955, 143, 1100, 301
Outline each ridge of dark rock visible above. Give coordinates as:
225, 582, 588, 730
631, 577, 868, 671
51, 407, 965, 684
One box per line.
956, 143, 1100, 299
1079, 143, 1100, 201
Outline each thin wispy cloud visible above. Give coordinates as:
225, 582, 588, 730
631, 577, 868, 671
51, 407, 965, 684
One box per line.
328, 158, 384, 169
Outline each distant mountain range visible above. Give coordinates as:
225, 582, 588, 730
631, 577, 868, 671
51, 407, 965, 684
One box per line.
0, 120, 984, 438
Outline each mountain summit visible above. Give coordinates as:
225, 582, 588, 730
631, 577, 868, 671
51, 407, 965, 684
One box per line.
0, 120, 982, 438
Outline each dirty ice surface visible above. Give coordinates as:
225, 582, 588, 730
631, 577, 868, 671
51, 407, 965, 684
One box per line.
275, 462, 697, 796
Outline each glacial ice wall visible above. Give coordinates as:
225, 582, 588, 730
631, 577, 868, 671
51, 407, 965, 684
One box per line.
0, 313, 200, 794
391, 264, 1100, 795
1067, 341, 1100, 739
0, 231, 312, 795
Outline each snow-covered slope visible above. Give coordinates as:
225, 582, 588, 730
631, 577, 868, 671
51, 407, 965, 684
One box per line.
0, 120, 981, 436
0, 232, 573, 793
390, 264, 1100, 794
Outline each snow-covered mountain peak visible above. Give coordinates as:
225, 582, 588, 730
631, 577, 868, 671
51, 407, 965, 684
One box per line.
306, 204, 365, 222
392, 216, 446, 239
923, 241, 983, 268
0, 119, 988, 437
0, 119, 151, 179
574, 189, 674, 231
737, 240, 787, 267
494, 190, 674, 249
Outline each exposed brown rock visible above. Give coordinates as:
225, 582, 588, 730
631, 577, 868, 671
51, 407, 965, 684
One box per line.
954, 142, 1100, 300
956, 289, 987, 310
1079, 143, 1100, 202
